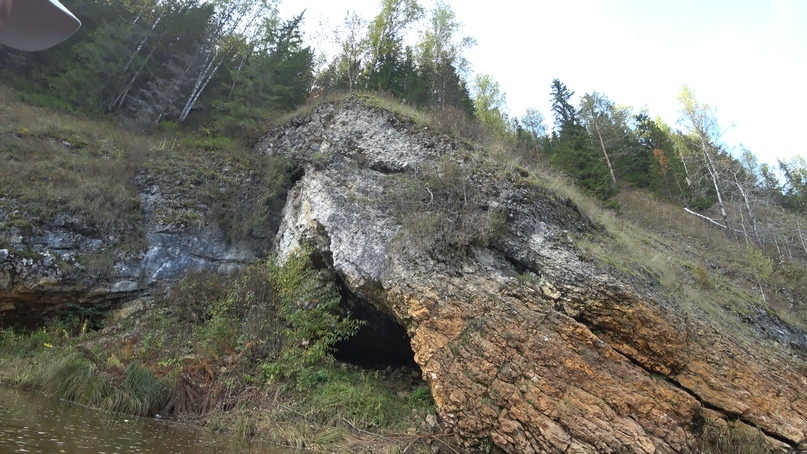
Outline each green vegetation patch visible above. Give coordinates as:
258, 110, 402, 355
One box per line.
0, 248, 439, 452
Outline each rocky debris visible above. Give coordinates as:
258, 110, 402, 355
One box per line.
259, 97, 807, 452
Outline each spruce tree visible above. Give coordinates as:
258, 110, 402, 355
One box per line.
548, 79, 615, 200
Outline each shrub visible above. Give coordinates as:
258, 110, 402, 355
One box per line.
698, 420, 773, 454
258, 250, 363, 388
386, 156, 507, 261
162, 249, 362, 388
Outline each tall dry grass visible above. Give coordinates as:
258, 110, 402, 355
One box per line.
0, 86, 152, 234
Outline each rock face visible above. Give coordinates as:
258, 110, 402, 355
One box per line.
257, 98, 807, 452
0, 173, 255, 326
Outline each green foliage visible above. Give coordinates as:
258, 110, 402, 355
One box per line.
11, 346, 168, 417
56, 302, 111, 334
158, 269, 229, 323
416, 0, 475, 113
214, 155, 299, 243
111, 363, 169, 416
548, 138, 616, 200
0, 0, 311, 134
317, 0, 474, 114
303, 365, 434, 430
211, 13, 314, 140
692, 265, 714, 290
745, 248, 773, 284
0, 320, 73, 358
550, 79, 578, 132
409, 385, 434, 406
778, 156, 807, 213
257, 251, 363, 388
473, 73, 509, 140
365, 0, 424, 93
634, 113, 690, 201
547, 80, 616, 200
158, 250, 361, 389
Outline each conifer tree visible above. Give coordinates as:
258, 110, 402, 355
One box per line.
548, 79, 614, 200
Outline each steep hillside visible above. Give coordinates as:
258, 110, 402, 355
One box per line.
1, 90, 806, 452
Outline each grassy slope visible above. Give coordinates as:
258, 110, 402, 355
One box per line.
1, 87, 805, 452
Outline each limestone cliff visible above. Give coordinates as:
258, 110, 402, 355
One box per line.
2, 96, 805, 452
0, 168, 256, 325
257, 98, 807, 452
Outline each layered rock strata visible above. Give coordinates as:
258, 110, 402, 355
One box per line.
258, 98, 807, 452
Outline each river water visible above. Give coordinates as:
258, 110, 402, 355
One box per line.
0, 386, 293, 453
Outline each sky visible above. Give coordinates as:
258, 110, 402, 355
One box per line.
278, 0, 807, 166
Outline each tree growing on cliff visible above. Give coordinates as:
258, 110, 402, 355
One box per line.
211, 12, 314, 138
364, 0, 424, 97
548, 79, 614, 200
676, 86, 734, 230
634, 113, 689, 200
416, 0, 475, 112
473, 73, 509, 139
320, 11, 368, 93
579, 91, 644, 187
514, 108, 548, 153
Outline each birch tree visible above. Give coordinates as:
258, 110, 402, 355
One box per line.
677, 86, 732, 230
579, 92, 620, 186
473, 73, 508, 138
323, 11, 368, 92
176, 0, 277, 122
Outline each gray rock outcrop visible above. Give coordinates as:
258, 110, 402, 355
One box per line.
0, 176, 254, 325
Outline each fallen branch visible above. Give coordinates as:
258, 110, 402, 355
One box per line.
798, 219, 807, 255
683, 207, 743, 233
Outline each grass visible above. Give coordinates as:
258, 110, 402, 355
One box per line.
270, 90, 432, 130
0, 88, 146, 234
612, 189, 807, 331
698, 420, 774, 454
8, 346, 167, 417
303, 365, 434, 428
0, 250, 443, 452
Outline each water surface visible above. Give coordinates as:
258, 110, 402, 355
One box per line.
0, 386, 291, 453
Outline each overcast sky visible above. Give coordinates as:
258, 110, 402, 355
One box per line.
278, 0, 807, 166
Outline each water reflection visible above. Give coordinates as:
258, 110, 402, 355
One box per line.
0, 386, 292, 453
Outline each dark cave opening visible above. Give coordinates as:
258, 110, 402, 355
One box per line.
332, 278, 418, 370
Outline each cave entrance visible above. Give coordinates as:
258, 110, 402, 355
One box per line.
332, 281, 418, 370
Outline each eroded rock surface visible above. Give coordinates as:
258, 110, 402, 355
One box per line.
0, 172, 255, 326
258, 98, 807, 452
